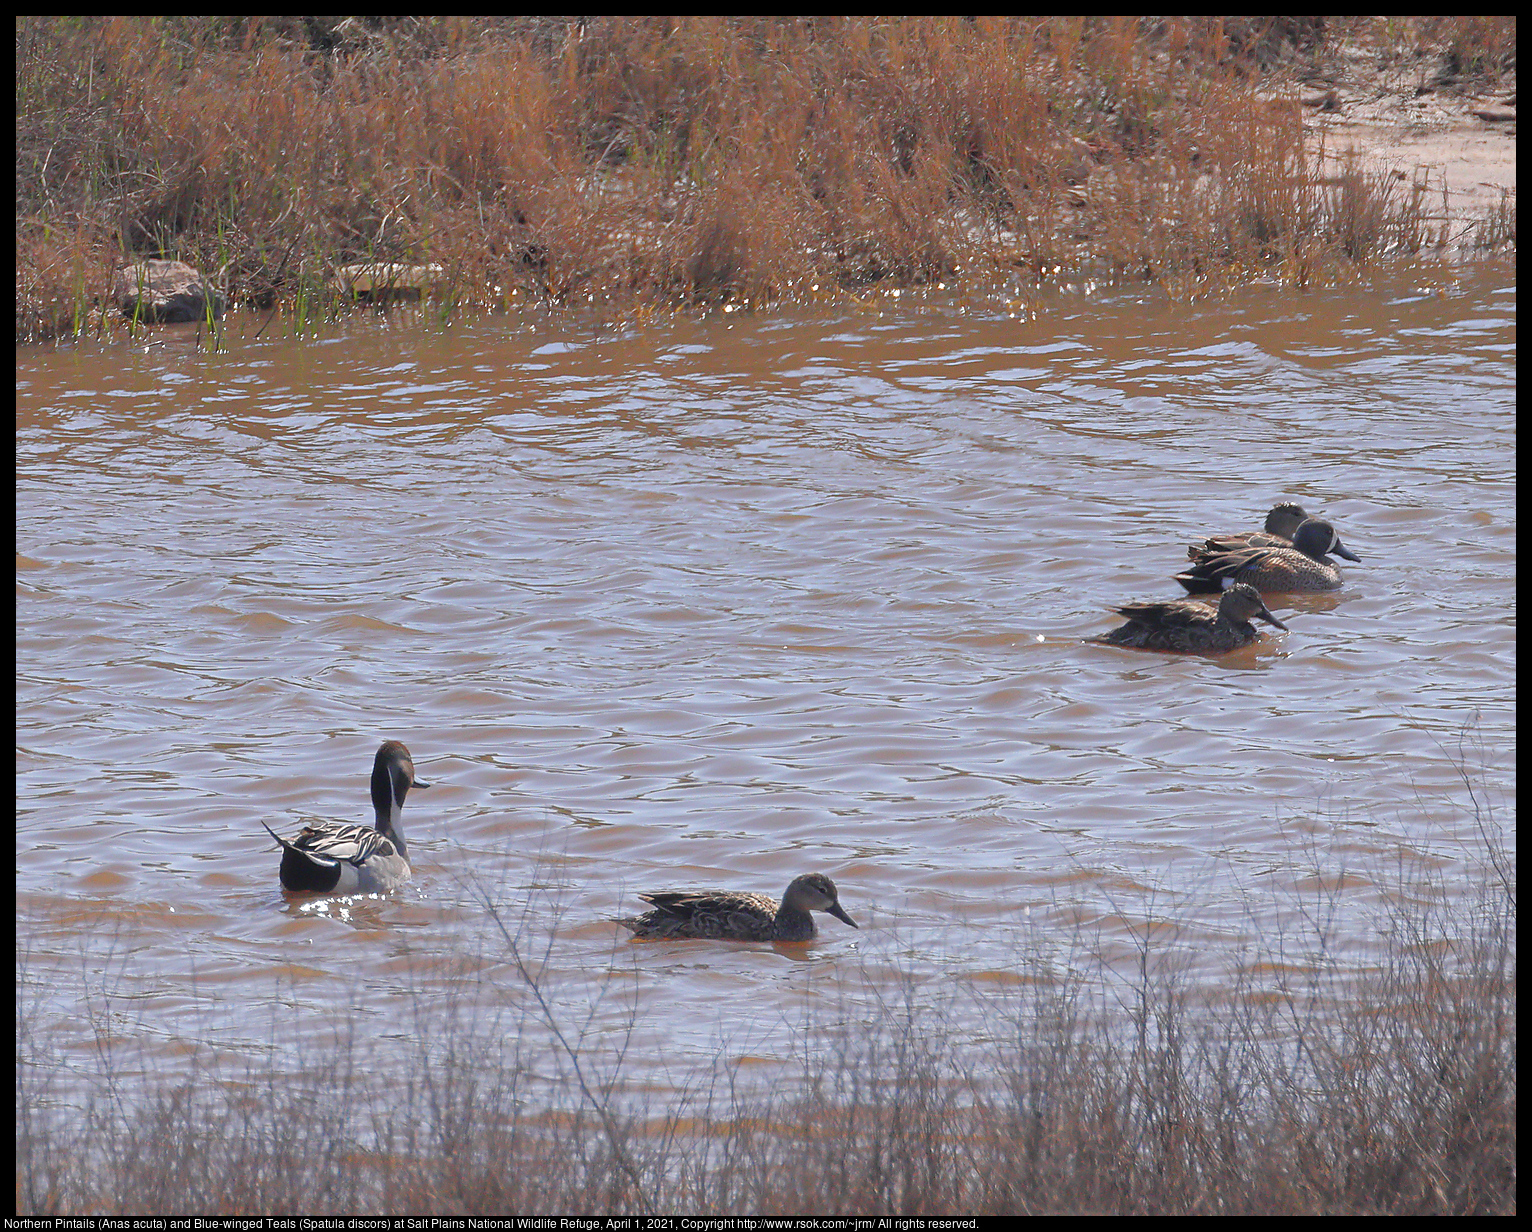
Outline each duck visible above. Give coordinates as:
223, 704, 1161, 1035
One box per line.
1196, 501, 1312, 553
617, 872, 859, 942
1092, 583, 1287, 653
1174, 518, 1359, 594
262, 740, 430, 894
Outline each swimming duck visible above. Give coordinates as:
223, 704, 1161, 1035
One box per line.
1092, 583, 1287, 653
1174, 518, 1359, 594
262, 740, 430, 894
1196, 501, 1312, 553
618, 872, 859, 942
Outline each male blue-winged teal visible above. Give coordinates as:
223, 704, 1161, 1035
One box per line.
1092, 583, 1287, 653
262, 740, 431, 894
1197, 502, 1312, 553
618, 872, 859, 942
1174, 519, 1359, 594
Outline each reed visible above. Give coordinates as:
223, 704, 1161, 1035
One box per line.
15, 17, 1511, 340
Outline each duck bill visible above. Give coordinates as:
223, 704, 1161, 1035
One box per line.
1256, 603, 1287, 631
828, 902, 860, 929
1331, 538, 1361, 562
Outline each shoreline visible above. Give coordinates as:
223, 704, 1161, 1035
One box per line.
16, 17, 1516, 342
1296, 43, 1516, 248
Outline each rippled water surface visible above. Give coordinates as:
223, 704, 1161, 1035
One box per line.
17, 268, 1515, 1102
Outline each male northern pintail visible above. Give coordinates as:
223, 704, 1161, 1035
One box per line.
1174, 518, 1359, 594
1092, 583, 1287, 654
1196, 502, 1312, 553
262, 740, 430, 894
618, 872, 859, 942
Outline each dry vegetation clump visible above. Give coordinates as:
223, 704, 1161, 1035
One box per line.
18, 810, 1514, 1217
16, 16, 1513, 340
1372, 15, 1518, 88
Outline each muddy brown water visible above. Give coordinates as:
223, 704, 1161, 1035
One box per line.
17, 269, 1514, 1109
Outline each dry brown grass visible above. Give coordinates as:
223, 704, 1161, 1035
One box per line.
16, 16, 1509, 340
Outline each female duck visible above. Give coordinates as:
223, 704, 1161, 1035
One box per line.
1196, 501, 1312, 553
618, 872, 859, 942
1093, 583, 1287, 654
263, 740, 430, 894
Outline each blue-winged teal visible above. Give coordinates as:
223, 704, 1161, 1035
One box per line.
1197, 502, 1312, 553
1092, 583, 1287, 653
1175, 519, 1359, 594
1195, 506, 1361, 560
262, 740, 431, 894
618, 872, 859, 942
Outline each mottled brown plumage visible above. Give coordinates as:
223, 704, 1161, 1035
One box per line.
618, 872, 859, 942
1175, 519, 1359, 594
1093, 583, 1287, 653
1195, 501, 1312, 553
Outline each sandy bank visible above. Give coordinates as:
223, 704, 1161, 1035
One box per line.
1299, 47, 1515, 246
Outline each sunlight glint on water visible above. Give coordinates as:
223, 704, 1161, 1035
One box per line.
16, 269, 1515, 1102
